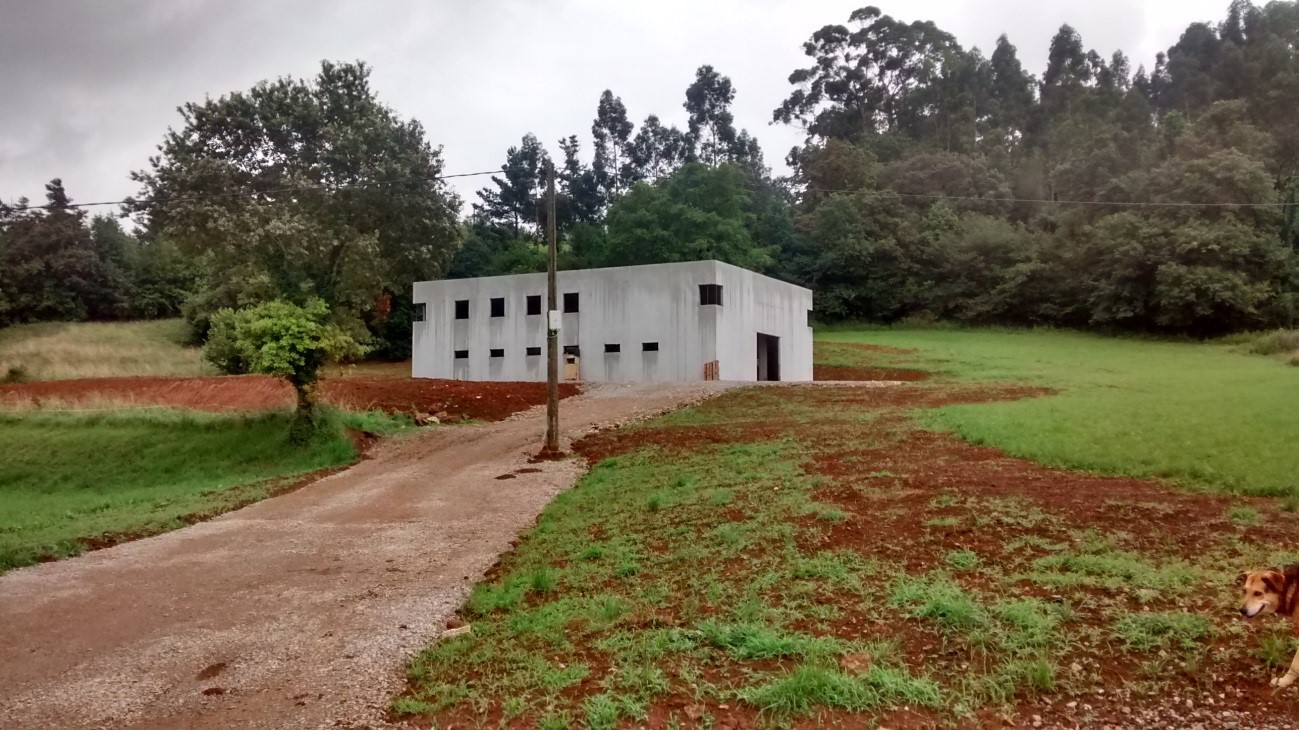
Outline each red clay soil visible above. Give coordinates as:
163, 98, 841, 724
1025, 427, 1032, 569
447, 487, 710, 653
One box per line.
0, 375, 579, 422
563, 383, 1299, 728
812, 364, 932, 381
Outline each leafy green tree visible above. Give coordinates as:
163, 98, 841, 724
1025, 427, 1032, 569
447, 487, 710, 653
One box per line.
475, 133, 551, 236
591, 90, 634, 203
131, 61, 461, 344
626, 115, 689, 182
205, 298, 365, 437
684, 65, 740, 165
0, 180, 103, 324
598, 163, 773, 271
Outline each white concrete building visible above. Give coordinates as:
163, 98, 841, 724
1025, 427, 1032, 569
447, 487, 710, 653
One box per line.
411, 260, 813, 383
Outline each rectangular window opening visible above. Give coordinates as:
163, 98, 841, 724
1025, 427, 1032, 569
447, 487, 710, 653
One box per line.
563, 292, 579, 313
490, 348, 504, 358
604, 343, 621, 354
642, 342, 659, 352
490, 297, 505, 318
526, 295, 542, 315
563, 345, 580, 356
412, 303, 426, 322
454, 300, 469, 319
700, 284, 723, 306
453, 349, 469, 359
526, 346, 542, 357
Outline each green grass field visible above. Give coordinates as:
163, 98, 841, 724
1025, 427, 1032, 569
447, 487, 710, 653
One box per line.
0, 319, 209, 381
819, 328, 1299, 498
0, 409, 366, 572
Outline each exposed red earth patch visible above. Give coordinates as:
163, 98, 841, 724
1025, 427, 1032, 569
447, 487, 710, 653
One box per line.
0, 375, 579, 422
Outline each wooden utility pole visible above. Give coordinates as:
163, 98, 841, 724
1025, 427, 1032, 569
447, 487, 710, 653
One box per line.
544, 161, 560, 454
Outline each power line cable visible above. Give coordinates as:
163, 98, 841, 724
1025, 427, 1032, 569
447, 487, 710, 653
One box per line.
1, 169, 503, 213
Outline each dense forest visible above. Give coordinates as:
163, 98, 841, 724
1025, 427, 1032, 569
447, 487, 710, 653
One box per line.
2, 1, 1297, 355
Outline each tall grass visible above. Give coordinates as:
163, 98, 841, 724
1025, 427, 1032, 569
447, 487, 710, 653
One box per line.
0, 408, 358, 571
819, 328, 1299, 497
0, 319, 209, 381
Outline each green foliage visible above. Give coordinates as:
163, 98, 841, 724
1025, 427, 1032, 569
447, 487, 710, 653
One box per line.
131, 60, 461, 354
595, 163, 774, 271
204, 299, 365, 434
737, 663, 941, 715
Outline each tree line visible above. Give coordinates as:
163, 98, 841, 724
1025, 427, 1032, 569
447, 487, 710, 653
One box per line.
3, 1, 1298, 378
458, 1, 1299, 335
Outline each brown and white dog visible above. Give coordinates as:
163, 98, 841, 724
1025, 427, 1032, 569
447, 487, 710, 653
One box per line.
1240, 565, 1299, 688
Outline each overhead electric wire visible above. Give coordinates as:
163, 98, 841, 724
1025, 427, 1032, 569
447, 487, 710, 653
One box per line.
1, 169, 504, 213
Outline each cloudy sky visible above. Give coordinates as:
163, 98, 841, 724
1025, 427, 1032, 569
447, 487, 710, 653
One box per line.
1, 0, 1231, 214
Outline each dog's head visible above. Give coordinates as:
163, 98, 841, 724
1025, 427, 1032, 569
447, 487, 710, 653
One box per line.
1239, 569, 1287, 618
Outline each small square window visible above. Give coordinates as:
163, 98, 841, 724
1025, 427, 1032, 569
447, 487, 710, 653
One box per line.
642, 342, 659, 352
604, 343, 620, 354
526, 295, 542, 315
563, 292, 579, 313
526, 346, 542, 356
490, 297, 505, 317
563, 345, 580, 356
490, 348, 504, 358
412, 303, 426, 322
700, 284, 723, 306
454, 300, 469, 319
454, 349, 469, 359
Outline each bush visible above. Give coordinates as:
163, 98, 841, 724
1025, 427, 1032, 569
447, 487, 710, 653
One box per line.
204, 299, 365, 438
1248, 330, 1299, 357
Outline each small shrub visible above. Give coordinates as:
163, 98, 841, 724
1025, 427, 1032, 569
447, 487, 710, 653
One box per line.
1247, 330, 1299, 357
584, 694, 620, 730
2, 364, 29, 383
1113, 611, 1213, 652
890, 573, 986, 633
1256, 631, 1299, 669
1282, 495, 1299, 513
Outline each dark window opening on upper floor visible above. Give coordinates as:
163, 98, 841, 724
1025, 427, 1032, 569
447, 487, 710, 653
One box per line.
490, 348, 504, 358
563, 345, 580, 356
490, 297, 505, 317
527, 295, 542, 315
642, 342, 659, 352
700, 284, 723, 306
412, 303, 426, 322
563, 292, 579, 313
454, 300, 469, 319
604, 343, 620, 354
526, 346, 541, 356
453, 350, 469, 359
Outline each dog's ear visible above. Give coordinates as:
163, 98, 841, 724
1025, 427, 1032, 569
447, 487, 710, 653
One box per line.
1262, 570, 1286, 594
1237, 571, 1250, 587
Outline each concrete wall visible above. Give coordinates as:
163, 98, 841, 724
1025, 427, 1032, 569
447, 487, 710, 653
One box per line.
412, 260, 813, 382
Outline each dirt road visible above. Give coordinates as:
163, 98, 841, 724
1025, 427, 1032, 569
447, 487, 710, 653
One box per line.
0, 381, 736, 729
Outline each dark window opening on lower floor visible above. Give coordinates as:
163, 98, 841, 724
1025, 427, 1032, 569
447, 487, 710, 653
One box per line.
526, 295, 542, 315
604, 343, 620, 354
490, 297, 505, 317
453, 350, 469, 359
454, 300, 469, 319
490, 348, 504, 358
642, 342, 659, 352
563, 345, 580, 356
412, 303, 426, 322
700, 284, 723, 306
563, 292, 579, 313
526, 346, 541, 356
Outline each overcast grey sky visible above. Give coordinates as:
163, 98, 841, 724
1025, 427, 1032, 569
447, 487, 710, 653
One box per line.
0, 0, 1231, 213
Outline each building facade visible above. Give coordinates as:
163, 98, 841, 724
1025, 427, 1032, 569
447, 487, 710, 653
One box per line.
411, 260, 813, 383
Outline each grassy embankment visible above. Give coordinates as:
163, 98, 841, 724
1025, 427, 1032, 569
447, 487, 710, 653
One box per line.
395, 328, 1299, 726
0, 319, 209, 381
0, 319, 413, 572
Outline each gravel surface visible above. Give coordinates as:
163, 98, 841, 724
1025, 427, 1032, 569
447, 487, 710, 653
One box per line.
0, 381, 740, 729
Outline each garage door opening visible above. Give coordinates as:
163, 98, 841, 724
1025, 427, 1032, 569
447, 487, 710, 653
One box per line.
756, 333, 780, 382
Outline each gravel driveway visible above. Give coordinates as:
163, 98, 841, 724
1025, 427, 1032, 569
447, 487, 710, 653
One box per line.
0, 381, 737, 729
